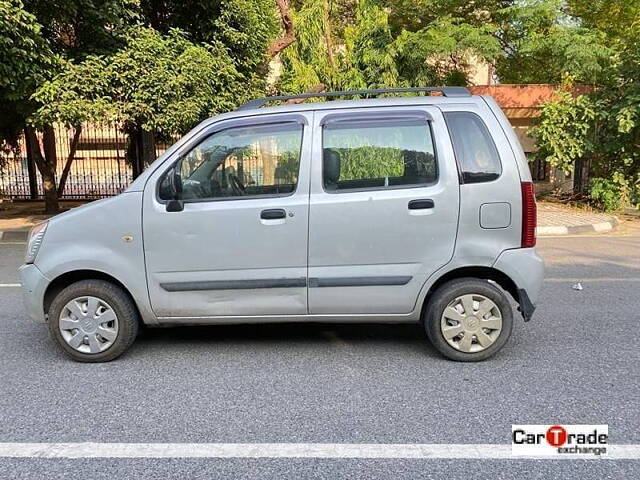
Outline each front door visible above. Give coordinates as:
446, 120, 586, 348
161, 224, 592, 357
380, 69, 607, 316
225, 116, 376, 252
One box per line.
143, 114, 312, 319
308, 106, 460, 314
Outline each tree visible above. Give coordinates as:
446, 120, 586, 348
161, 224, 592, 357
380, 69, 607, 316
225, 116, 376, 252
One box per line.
530, 1, 640, 209
493, 0, 613, 84
139, 0, 278, 85
32, 28, 245, 157
277, 0, 502, 94
23, 0, 138, 59
1, 0, 138, 213
0, 0, 58, 206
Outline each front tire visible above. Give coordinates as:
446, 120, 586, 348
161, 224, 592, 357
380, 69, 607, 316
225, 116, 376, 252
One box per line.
48, 280, 139, 362
424, 278, 513, 361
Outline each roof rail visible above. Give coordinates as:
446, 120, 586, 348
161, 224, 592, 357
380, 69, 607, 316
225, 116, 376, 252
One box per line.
237, 86, 471, 111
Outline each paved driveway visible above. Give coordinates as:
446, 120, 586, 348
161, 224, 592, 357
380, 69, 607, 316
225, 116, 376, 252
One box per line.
0, 224, 639, 478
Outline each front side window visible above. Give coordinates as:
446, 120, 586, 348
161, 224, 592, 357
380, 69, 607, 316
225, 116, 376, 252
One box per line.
160, 122, 303, 201
444, 112, 502, 183
322, 117, 437, 191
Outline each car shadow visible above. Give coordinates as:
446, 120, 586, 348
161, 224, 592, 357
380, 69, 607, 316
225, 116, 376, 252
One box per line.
133, 322, 440, 357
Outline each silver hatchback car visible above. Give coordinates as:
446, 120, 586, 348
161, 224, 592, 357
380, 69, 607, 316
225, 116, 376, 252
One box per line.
19, 87, 544, 362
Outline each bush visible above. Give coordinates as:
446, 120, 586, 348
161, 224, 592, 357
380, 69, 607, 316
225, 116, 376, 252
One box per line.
589, 173, 629, 212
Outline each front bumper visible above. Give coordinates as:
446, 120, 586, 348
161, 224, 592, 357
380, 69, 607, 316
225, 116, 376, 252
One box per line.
18, 264, 49, 323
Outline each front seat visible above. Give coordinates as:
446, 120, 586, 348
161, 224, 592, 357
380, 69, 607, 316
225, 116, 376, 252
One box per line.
323, 148, 341, 190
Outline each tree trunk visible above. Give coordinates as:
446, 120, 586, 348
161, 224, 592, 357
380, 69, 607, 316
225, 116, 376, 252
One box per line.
267, 0, 295, 57
41, 169, 59, 214
57, 125, 83, 197
126, 125, 156, 178
25, 125, 60, 214
573, 158, 583, 194
323, 0, 336, 68
573, 156, 592, 195
126, 125, 143, 179
24, 128, 39, 200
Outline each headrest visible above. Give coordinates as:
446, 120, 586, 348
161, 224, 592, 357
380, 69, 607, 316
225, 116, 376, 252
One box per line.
323, 148, 341, 186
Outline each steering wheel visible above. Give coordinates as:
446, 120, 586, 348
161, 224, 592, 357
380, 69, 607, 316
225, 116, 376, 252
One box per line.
228, 173, 246, 195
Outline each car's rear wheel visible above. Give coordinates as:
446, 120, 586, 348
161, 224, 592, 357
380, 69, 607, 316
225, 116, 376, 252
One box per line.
424, 278, 513, 361
48, 280, 139, 362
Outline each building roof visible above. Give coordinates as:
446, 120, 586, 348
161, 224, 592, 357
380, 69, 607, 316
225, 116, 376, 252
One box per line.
469, 84, 591, 118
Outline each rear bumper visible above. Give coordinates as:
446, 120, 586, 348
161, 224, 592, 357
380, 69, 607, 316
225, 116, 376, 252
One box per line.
493, 248, 544, 319
18, 264, 49, 323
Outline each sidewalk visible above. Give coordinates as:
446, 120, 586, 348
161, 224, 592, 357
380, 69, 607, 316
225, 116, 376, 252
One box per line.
0, 199, 622, 241
0, 201, 82, 241
536, 201, 618, 236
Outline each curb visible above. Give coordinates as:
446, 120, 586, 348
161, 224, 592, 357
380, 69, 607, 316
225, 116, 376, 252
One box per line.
537, 217, 618, 236
0, 230, 29, 242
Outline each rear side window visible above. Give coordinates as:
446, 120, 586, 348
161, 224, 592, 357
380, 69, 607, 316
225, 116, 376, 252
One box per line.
322, 117, 437, 191
444, 112, 502, 183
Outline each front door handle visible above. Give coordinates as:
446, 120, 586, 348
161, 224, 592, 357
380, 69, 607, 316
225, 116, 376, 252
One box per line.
260, 208, 286, 220
408, 199, 434, 210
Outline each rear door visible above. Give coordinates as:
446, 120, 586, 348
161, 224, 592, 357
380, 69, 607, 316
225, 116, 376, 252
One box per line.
307, 106, 459, 314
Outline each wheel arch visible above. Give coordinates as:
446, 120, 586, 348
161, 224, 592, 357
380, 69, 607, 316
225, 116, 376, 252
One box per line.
43, 270, 143, 323
420, 266, 519, 320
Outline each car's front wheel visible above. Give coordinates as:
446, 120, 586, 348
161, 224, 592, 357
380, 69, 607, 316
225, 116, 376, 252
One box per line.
48, 280, 139, 362
424, 278, 513, 361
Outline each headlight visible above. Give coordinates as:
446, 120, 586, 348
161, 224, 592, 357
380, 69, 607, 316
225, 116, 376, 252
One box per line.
25, 221, 48, 264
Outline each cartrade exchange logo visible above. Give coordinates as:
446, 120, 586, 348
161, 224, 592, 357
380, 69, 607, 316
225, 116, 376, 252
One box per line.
512, 425, 608, 457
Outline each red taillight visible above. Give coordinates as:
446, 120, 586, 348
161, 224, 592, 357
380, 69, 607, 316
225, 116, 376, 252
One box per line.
521, 182, 537, 248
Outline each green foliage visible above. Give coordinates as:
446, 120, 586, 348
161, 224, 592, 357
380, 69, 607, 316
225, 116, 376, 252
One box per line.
22, 0, 139, 59
32, 28, 245, 135
279, 0, 501, 93
339, 147, 404, 180
0, 0, 55, 100
140, 0, 278, 79
0, 0, 57, 157
2, 0, 140, 167
530, 0, 640, 209
393, 17, 501, 87
589, 174, 630, 212
494, 0, 613, 84
530, 91, 597, 174
341, 2, 399, 89
379, 0, 507, 33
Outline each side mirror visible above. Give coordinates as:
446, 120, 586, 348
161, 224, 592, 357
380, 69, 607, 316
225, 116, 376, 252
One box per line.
164, 162, 184, 212
166, 199, 184, 212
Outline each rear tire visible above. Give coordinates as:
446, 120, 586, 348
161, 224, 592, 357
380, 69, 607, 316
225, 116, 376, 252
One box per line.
424, 278, 513, 361
48, 280, 139, 362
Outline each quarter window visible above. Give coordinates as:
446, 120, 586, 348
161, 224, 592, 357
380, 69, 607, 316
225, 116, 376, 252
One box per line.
444, 112, 502, 183
322, 117, 437, 191
159, 123, 303, 201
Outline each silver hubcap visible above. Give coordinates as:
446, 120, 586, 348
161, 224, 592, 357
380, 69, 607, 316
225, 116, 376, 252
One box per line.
440, 294, 502, 353
59, 296, 119, 354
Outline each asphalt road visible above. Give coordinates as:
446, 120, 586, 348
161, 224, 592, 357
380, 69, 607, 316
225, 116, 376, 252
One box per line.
1, 224, 639, 478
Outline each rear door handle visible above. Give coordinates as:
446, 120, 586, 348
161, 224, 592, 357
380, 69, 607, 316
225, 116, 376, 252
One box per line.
260, 208, 286, 220
408, 199, 434, 210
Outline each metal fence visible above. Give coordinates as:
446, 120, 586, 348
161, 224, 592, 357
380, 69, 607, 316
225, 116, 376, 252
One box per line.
0, 124, 175, 200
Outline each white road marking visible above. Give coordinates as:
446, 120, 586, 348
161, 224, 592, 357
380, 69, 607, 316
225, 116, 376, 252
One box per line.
0, 283, 21, 287
0, 443, 638, 459
540, 233, 635, 239
546, 278, 640, 283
